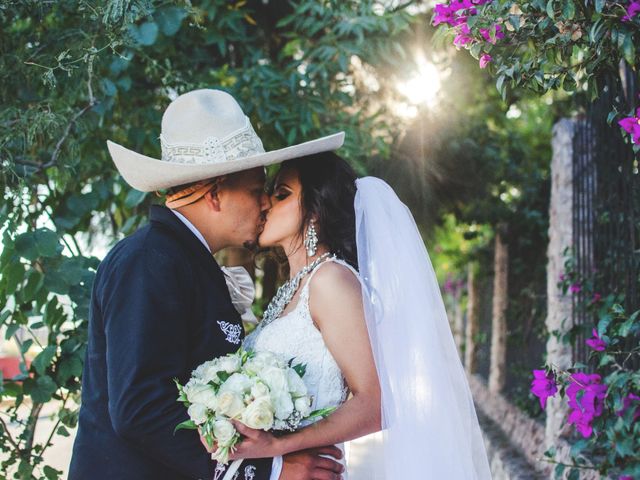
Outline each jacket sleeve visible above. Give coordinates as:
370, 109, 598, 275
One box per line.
99, 243, 273, 479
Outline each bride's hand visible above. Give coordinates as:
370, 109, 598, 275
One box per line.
228, 421, 281, 460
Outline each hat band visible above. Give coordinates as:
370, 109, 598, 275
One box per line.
159, 116, 265, 165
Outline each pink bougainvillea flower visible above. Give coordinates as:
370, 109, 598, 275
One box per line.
433, 1, 474, 26
453, 23, 474, 47
443, 277, 455, 293
433, 3, 456, 26
566, 372, 608, 438
449, 0, 474, 12
569, 283, 582, 294
616, 392, 640, 422
585, 328, 607, 351
622, 0, 640, 22
618, 108, 640, 144
479, 54, 492, 68
480, 24, 505, 44
568, 408, 595, 437
530, 369, 558, 409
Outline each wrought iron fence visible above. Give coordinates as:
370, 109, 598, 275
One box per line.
572, 64, 639, 362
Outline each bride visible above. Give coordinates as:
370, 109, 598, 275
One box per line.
216, 153, 492, 479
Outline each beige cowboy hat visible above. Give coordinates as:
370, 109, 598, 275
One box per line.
106, 89, 345, 192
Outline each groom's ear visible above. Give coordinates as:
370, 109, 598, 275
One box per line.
203, 188, 222, 213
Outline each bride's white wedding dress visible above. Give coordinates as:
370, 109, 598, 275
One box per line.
238, 177, 491, 480
244, 257, 356, 477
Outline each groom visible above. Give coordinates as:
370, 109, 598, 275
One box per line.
69, 89, 346, 480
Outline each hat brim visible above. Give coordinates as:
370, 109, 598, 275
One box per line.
107, 132, 345, 192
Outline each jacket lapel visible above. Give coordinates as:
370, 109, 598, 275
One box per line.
148, 205, 228, 290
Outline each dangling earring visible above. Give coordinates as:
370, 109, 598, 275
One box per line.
304, 220, 318, 257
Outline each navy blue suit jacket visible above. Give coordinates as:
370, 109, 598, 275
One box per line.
69, 206, 272, 480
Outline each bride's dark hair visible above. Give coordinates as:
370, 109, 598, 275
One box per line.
279, 152, 358, 270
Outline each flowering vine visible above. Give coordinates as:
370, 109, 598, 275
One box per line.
432, 0, 640, 148
527, 253, 640, 478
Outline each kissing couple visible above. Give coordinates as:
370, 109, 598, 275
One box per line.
69, 89, 492, 480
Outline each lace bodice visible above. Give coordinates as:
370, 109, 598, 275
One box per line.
244, 258, 358, 420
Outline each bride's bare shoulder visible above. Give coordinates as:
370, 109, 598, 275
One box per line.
309, 261, 361, 298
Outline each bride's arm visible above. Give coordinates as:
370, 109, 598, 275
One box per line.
230, 262, 382, 459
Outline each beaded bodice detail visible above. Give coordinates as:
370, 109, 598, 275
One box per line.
244, 258, 358, 419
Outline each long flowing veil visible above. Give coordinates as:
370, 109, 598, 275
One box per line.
354, 177, 492, 479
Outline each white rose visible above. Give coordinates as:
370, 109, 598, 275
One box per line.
254, 351, 281, 366
272, 392, 294, 420
213, 418, 237, 447
216, 391, 245, 418
185, 381, 217, 407
286, 369, 307, 396
251, 381, 270, 400
259, 366, 287, 393
219, 373, 252, 395
244, 352, 281, 375
294, 396, 311, 417
192, 360, 221, 383
241, 398, 274, 430
187, 403, 208, 425
218, 355, 241, 374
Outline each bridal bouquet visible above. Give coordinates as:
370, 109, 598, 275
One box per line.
175, 349, 333, 464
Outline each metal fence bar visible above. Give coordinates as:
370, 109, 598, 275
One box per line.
571, 65, 639, 364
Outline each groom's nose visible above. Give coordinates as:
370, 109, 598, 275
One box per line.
260, 191, 271, 212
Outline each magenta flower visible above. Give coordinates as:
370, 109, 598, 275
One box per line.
566, 372, 608, 438
618, 108, 640, 144
453, 23, 474, 47
433, 3, 457, 26
433, 1, 472, 26
616, 392, 640, 422
622, 0, 640, 21
619, 476, 633, 480
530, 369, 558, 409
449, 0, 474, 12
443, 277, 455, 293
479, 54, 492, 68
479, 24, 504, 44
591, 292, 602, 303
585, 328, 607, 351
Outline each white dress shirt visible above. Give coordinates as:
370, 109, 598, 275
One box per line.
170, 210, 284, 480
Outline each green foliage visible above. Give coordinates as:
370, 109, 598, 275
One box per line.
1, 1, 419, 477
434, 0, 640, 100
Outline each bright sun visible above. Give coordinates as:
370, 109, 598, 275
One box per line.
395, 54, 442, 118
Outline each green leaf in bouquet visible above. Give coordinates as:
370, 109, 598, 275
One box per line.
240, 348, 254, 364
174, 419, 197, 434
292, 363, 307, 378
217, 371, 231, 383
173, 378, 188, 403
307, 406, 337, 420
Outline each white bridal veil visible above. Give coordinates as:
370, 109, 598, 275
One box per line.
353, 177, 492, 479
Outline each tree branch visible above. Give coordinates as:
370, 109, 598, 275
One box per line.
0, 414, 20, 451
46, 102, 94, 171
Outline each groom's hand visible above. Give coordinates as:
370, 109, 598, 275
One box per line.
280, 446, 344, 480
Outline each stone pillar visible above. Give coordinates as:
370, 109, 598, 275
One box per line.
465, 262, 480, 374
545, 119, 575, 448
489, 228, 508, 393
